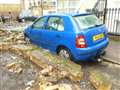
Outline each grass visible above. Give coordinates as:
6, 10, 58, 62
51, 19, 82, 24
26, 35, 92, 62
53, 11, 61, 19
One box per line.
42, 51, 82, 72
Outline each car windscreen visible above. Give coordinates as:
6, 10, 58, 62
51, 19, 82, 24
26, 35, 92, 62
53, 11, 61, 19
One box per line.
73, 15, 103, 30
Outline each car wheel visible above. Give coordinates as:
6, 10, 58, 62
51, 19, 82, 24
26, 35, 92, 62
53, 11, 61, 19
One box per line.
97, 58, 103, 63
22, 18, 25, 22
101, 51, 106, 56
58, 47, 72, 60
24, 36, 30, 44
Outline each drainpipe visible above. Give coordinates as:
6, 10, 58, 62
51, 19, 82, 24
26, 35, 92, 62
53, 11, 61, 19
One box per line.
93, 0, 101, 9
103, 0, 108, 24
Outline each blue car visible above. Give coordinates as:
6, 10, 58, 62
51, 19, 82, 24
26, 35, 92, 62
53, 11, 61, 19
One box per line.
24, 13, 109, 61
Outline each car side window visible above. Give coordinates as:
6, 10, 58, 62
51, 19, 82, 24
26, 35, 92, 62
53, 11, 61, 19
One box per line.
47, 17, 64, 31
32, 17, 46, 29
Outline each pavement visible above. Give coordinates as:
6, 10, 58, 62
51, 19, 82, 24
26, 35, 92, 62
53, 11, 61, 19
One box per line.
102, 39, 120, 65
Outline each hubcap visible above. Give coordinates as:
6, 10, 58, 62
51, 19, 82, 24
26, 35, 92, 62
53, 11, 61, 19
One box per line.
59, 49, 70, 59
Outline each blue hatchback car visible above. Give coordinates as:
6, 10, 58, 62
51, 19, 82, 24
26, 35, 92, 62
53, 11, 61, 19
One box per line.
24, 13, 109, 61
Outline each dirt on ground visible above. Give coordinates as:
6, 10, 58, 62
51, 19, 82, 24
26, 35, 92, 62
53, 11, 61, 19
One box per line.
0, 24, 120, 90
0, 52, 82, 90
0, 52, 40, 90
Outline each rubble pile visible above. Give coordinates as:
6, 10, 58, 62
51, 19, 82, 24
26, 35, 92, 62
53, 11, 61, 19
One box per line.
38, 65, 81, 90
43, 52, 83, 81
0, 30, 7, 36
89, 70, 112, 90
23, 65, 81, 90
0, 30, 25, 44
6, 62, 23, 74
0, 29, 113, 90
4, 32, 25, 44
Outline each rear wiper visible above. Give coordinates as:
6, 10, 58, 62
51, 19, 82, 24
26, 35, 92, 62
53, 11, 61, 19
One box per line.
86, 24, 103, 29
94, 24, 103, 27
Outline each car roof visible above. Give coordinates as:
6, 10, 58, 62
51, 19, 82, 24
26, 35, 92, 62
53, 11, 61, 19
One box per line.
44, 13, 90, 17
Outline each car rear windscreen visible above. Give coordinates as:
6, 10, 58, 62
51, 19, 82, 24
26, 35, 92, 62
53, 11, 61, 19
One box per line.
73, 15, 103, 30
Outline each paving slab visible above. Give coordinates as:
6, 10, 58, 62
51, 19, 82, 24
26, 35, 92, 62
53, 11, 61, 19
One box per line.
102, 40, 120, 65
89, 70, 112, 90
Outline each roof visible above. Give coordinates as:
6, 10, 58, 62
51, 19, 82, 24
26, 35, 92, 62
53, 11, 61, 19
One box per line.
45, 12, 90, 17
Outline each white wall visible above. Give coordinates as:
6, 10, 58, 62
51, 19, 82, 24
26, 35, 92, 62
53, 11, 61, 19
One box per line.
107, 0, 120, 8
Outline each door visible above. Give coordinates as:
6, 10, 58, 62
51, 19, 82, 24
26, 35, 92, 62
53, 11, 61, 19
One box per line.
41, 16, 65, 51
30, 16, 47, 46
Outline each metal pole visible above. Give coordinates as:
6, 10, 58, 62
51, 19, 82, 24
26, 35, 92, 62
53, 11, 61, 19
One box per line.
40, 0, 43, 15
103, 0, 108, 24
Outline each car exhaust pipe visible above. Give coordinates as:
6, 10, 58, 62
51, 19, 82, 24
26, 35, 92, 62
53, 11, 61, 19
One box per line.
97, 58, 102, 62
96, 51, 105, 62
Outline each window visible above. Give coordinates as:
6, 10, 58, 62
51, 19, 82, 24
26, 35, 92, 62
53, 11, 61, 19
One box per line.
47, 17, 64, 31
34, 2, 36, 6
29, 2, 32, 7
74, 15, 103, 30
38, 1, 40, 5
32, 17, 46, 29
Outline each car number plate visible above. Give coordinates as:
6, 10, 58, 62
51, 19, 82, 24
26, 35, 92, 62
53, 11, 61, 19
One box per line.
93, 33, 104, 41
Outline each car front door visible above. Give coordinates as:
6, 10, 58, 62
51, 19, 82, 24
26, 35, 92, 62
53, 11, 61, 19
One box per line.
41, 16, 65, 51
30, 16, 47, 46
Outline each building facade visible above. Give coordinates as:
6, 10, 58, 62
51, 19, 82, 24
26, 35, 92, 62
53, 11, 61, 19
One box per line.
0, 4, 21, 19
20, 0, 56, 16
57, 0, 99, 13
56, 0, 80, 13
20, 0, 93, 15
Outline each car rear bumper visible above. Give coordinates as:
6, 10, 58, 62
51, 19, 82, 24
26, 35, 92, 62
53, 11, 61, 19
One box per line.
73, 38, 109, 61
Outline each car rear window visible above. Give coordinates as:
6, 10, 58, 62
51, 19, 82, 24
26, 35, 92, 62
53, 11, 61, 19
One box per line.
73, 15, 103, 30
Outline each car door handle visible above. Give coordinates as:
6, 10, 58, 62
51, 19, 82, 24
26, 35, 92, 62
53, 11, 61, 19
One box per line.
56, 35, 61, 38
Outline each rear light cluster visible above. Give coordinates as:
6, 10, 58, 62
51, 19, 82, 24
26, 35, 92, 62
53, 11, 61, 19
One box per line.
76, 35, 87, 48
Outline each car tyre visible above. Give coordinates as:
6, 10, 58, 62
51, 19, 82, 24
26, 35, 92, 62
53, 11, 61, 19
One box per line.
58, 47, 73, 60
21, 18, 25, 22
24, 35, 31, 44
97, 58, 103, 63
101, 51, 106, 56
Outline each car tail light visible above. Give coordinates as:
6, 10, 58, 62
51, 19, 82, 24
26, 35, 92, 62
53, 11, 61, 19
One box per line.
76, 35, 86, 48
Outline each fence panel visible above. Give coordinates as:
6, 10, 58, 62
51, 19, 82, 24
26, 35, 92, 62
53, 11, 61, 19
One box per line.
106, 8, 120, 35
90, 8, 120, 35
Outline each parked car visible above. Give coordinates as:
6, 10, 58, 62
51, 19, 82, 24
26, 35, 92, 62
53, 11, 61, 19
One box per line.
18, 10, 38, 22
24, 13, 109, 61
